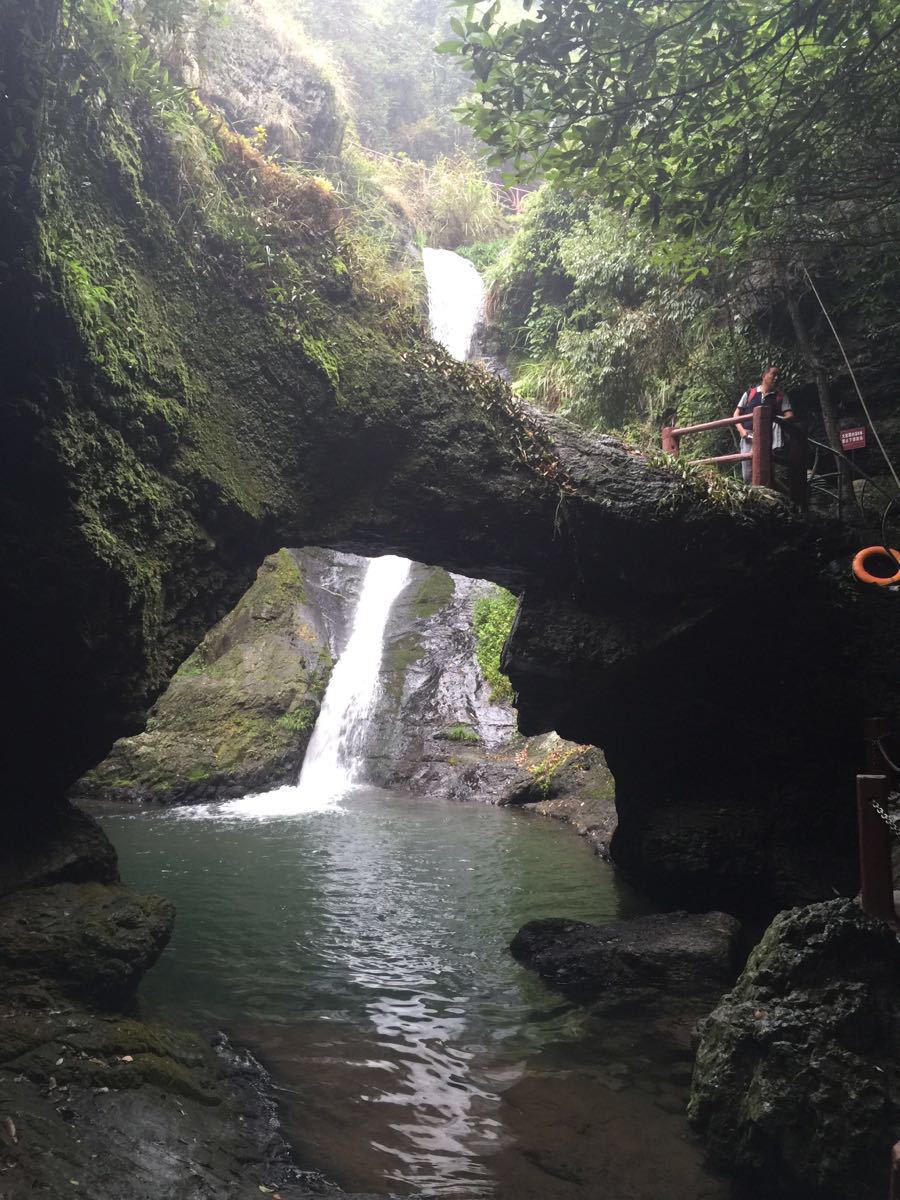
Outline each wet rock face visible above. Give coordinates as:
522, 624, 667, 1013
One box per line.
364, 563, 524, 800
689, 898, 900, 1199
0, 881, 174, 1006
75, 550, 345, 805
500, 744, 617, 858
511, 912, 741, 1006
191, 0, 346, 161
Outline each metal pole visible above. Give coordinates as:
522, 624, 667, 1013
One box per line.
857, 774, 894, 923
866, 717, 890, 773
786, 421, 809, 511
751, 404, 773, 486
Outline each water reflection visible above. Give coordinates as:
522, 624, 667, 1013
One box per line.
95, 789, 731, 1198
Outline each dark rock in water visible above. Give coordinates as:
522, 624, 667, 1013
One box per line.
0, 882, 173, 1005
511, 911, 740, 1004
500, 743, 618, 858
689, 898, 900, 1200
0, 804, 118, 896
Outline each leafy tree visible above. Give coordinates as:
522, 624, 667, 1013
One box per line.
445, 0, 900, 241
444, 0, 900, 506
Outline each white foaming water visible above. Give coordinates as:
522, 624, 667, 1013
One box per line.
293, 553, 412, 802
422, 247, 485, 361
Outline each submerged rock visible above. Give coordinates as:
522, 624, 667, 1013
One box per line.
511, 911, 740, 1005
689, 898, 900, 1199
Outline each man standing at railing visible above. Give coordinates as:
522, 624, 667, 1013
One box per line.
734, 366, 794, 484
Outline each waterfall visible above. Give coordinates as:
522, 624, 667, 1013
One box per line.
294, 554, 412, 801
422, 247, 486, 361
208, 249, 483, 819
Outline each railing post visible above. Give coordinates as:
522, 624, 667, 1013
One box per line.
857, 773, 895, 923
786, 420, 809, 511
751, 404, 773, 486
661, 427, 680, 457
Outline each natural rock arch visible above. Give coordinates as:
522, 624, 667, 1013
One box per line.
2, 0, 897, 916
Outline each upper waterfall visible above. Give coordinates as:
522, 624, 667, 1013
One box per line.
422, 247, 486, 361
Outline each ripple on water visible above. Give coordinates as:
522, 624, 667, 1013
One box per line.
94, 787, 733, 1199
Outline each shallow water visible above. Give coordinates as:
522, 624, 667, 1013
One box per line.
97, 787, 732, 1199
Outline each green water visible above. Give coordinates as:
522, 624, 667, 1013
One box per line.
97, 788, 732, 1199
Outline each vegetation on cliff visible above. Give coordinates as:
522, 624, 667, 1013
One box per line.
472, 585, 517, 703
448, 0, 900, 512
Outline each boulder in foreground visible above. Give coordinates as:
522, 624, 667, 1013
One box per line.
689, 898, 900, 1200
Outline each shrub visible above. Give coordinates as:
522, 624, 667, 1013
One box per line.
472, 586, 518, 704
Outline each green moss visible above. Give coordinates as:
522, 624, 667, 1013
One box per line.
442, 723, 481, 743
382, 633, 424, 704
176, 649, 206, 678
411, 568, 455, 619
277, 704, 317, 733
472, 586, 518, 704
528, 744, 586, 796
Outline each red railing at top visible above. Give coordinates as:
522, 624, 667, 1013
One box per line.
661, 406, 808, 507
661, 405, 774, 485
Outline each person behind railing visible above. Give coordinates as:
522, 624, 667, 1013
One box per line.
733, 365, 794, 484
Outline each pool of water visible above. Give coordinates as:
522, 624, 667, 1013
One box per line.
95, 787, 733, 1199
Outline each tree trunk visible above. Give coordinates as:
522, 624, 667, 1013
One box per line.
784, 281, 855, 515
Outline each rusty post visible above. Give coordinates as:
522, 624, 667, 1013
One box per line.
858, 774, 895, 923
866, 717, 890, 773
890, 1140, 900, 1200
661, 427, 680, 456
751, 403, 773, 486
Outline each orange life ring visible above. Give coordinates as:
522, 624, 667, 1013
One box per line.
852, 545, 900, 586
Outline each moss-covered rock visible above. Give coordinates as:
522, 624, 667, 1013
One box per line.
191, 0, 348, 162
689, 898, 900, 1199
76, 549, 334, 803
501, 738, 618, 858
0, 881, 173, 1006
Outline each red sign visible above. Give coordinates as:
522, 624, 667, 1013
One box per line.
840, 427, 867, 450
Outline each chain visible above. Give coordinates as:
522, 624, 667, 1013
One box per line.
871, 791, 900, 838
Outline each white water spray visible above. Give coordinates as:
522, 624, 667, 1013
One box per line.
294, 554, 412, 801
422, 248, 486, 361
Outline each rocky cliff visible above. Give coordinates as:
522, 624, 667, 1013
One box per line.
689, 898, 900, 1199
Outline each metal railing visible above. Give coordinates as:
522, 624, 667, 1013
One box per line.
857, 716, 900, 924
